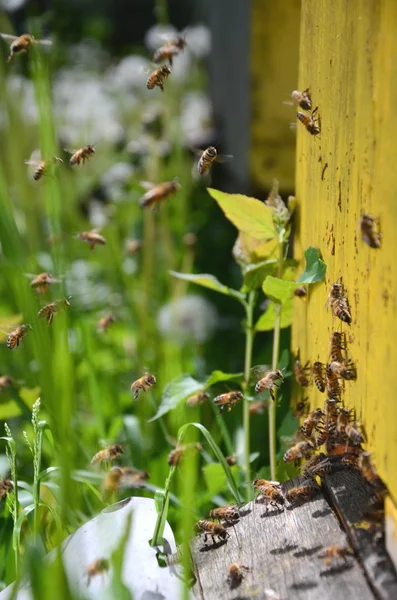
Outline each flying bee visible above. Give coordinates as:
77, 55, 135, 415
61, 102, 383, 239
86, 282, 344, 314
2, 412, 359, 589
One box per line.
126, 239, 142, 255
318, 545, 352, 566
167, 35, 187, 51
168, 442, 202, 466
186, 391, 209, 407
102, 466, 149, 494
226, 455, 237, 466
291, 88, 312, 110
209, 504, 240, 524
227, 563, 251, 588
253, 479, 284, 509
38, 297, 71, 326
68, 144, 95, 166
27, 272, 60, 295
0, 375, 14, 391
4, 324, 32, 350
130, 374, 156, 399
146, 64, 171, 91
325, 364, 342, 399
0, 479, 13, 500
294, 397, 309, 418
195, 146, 233, 176
0, 33, 52, 62
213, 390, 243, 413
294, 359, 311, 388
91, 444, 124, 466
283, 441, 315, 464
360, 214, 381, 249
297, 106, 321, 136
152, 44, 181, 66
294, 286, 307, 299
97, 314, 115, 333
329, 360, 357, 381
330, 332, 345, 362
312, 361, 326, 392
286, 481, 319, 504
197, 520, 229, 544
77, 230, 106, 250
249, 400, 267, 415
300, 408, 324, 439
25, 156, 63, 181
327, 281, 352, 324
255, 369, 284, 401
86, 558, 109, 586
139, 178, 181, 209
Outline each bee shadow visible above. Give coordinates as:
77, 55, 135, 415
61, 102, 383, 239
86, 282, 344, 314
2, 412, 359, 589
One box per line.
290, 581, 318, 591
270, 543, 299, 555
199, 539, 228, 552
260, 507, 284, 518
293, 545, 323, 558
312, 508, 332, 518
238, 506, 252, 518
320, 562, 354, 577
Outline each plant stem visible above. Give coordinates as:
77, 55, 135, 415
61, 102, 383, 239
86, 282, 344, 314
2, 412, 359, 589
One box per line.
33, 424, 44, 535
243, 291, 256, 500
268, 234, 285, 481
10, 446, 19, 577
210, 402, 234, 457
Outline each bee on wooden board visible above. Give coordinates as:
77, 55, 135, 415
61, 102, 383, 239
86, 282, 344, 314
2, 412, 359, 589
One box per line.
344, 422, 364, 446
4, 324, 32, 350
0, 33, 52, 62
139, 178, 181, 209
197, 520, 229, 544
27, 272, 60, 295
283, 441, 315, 464
213, 390, 243, 413
38, 297, 71, 326
327, 281, 352, 325
91, 444, 124, 466
67, 144, 95, 166
195, 146, 233, 176
25, 156, 63, 181
325, 364, 342, 399
255, 369, 284, 401
77, 230, 106, 250
253, 479, 284, 509
0, 375, 14, 391
97, 314, 115, 333
294, 285, 307, 300
318, 545, 352, 566
186, 391, 209, 407
286, 481, 319, 504
0, 479, 13, 500
311, 361, 325, 393
329, 332, 345, 363
336, 407, 354, 436
300, 408, 324, 439
102, 466, 149, 494
360, 214, 381, 249
130, 373, 156, 399
294, 358, 311, 388
86, 558, 109, 586
146, 64, 171, 91
227, 563, 251, 588
167, 442, 202, 467
208, 504, 240, 524
291, 88, 312, 111
297, 106, 321, 136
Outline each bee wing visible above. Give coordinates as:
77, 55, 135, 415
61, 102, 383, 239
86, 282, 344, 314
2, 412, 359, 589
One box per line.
190, 147, 204, 157
139, 180, 156, 191
36, 39, 53, 47
24, 160, 40, 166
215, 154, 234, 164
249, 364, 271, 385
63, 148, 78, 155
0, 33, 18, 43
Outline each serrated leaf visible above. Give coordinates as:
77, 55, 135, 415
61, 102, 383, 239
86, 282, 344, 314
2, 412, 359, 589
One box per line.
207, 188, 276, 240
255, 300, 293, 331
204, 370, 243, 388
262, 276, 298, 304
169, 271, 244, 301
241, 260, 278, 292
297, 246, 326, 283
148, 375, 203, 422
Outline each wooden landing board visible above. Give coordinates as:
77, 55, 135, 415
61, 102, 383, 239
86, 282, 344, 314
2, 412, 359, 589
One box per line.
323, 469, 397, 600
191, 476, 374, 600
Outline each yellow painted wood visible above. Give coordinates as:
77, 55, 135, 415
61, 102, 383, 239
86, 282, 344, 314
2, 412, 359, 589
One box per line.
251, 0, 301, 191
293, 1, 397, 502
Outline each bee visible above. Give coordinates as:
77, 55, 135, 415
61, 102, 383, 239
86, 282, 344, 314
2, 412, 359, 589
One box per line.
249, 400, 267, 415
0, 375, 14, 391
294, 397, 309, 418
196, 146, 233, 176
183, 232, 197, 249
197, 520, 229, 544
253, 479, 284, 509
38, 297, 71, 326
294, 286, 307, 299
166, 36, 187, 51
344, 422, 364, 446
213, 390, 243, 413
311, 361, 325, 392
297, 106, 321, 136
86, 558, 109, 586
209, 504, 240, 524
302, 453, 328, 478
126, 239, 143, 255
286, 481, 319, 504
360, 214, 381, 249
139, 179, 181, 209
358, 452, 382, 487
226, 455, 237, 466
78, 231, 106, 250
291, 88, 312, 110
227, 563, 251, 587
97, 314, 115, 333
255, 370, 284, 401
341, 453, 360, 469
294, 359, 311, 387
130, 374, 156, 399
152, 44, 181, 66
318, 545, 352, 566
0, 479, 13, 500
327, 281, 352, 325
102, 466, 149, 494
0, 33, 52, 62
336, 407, 354, 436
28, 272, 60, 295
167, 442, 202, 466
68, 144, 95, 166
186, 392, 209, 407
329, 360, 357, 381
325, 364, 342, 399
330, 332, 345, 362
91, 444, 124, 465
5, 324, 32, 350
283, 441, 315, 464
25, 156, 63, 181
146, 65, 171, 91
300, 408, 324, 439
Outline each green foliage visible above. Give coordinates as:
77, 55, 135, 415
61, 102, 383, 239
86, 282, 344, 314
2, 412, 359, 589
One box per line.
297, 246, 327, 283
169, 271, 245, 302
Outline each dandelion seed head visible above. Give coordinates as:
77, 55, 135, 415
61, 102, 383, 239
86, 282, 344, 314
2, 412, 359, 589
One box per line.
157, 294, 218, 344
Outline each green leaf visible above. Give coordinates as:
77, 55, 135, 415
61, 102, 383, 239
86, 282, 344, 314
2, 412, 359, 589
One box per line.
178, 422, 242, 503
204, 370, 243, 388
277, 407, 299, 441
297, 246, 326, 283
241, 260, 278, 292
152, 490, 169, 545
207, 188, 276, 240
262, 276, 298, 304
148, 375, 203, 422
255, 300, 293, 331
169, 271, 245, 301
203, 462, 239, 496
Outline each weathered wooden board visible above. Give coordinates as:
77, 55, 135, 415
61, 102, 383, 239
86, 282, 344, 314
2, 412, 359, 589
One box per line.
192, 476, 374, 600
323, 470, 397, 600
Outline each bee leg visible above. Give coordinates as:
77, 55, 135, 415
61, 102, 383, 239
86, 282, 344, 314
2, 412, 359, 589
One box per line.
159, 84, 164, 92
203, 533, 208, 544
134, 390, 139, 400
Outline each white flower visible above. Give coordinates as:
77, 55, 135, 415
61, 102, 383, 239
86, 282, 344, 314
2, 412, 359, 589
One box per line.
158, 294, 218, 344
100, 162, 134, 202
144, 24, 178, 51
185, 25, 211, 58
105, 55, 151, 92
0, 0, 26, 11
179, 91, 215, 147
